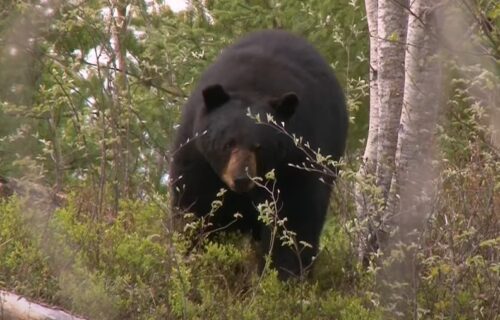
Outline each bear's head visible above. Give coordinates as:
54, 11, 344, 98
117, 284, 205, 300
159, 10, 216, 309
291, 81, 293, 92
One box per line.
195, 84, 299, 193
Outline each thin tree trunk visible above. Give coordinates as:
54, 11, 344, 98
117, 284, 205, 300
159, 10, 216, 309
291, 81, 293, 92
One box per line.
363, 0, 380, 168
388, 0, 442, 233
356, 0, 380, 263
374, 0, 407, 201
109, 0, 131, 209
380, 1, 443, 317
356, 0, 408, 261
357, 1, 443, 316
49, 111, 64, 193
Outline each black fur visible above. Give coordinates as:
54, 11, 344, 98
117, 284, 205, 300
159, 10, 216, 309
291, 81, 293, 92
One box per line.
170, 30, 348, 280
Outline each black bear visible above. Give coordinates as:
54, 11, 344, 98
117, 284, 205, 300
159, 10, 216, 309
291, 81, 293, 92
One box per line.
170, 30, 348, 280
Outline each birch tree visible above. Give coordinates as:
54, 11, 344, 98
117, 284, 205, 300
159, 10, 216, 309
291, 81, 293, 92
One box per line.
356, 0, 408, 262
356, 0, 444, 316
388, 0, 442, 237
357, 0, 442, 260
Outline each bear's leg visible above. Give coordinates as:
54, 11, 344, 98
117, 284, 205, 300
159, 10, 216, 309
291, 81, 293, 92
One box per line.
258, 178, 331, 280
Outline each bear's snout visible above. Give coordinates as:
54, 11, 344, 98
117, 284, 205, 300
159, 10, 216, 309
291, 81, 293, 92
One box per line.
221, 148, 257, 193
233, 175, 253, 193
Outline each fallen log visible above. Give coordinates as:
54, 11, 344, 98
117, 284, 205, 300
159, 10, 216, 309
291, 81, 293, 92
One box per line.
0, 290, 86, 320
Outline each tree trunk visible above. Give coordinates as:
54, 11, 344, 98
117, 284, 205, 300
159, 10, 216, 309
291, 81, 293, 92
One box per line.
362, 0, 380, 168
109, 0, 131, 211
356, 0, 380, 263
356, 0, 443, 316
356, 0, 408, 261
388, 0, 442, 233
383, 1, 442, 317
374, 0, 407, 200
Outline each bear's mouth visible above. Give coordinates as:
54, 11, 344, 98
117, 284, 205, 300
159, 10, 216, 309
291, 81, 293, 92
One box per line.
221, 148, 257, 193
228, 174, 255, 193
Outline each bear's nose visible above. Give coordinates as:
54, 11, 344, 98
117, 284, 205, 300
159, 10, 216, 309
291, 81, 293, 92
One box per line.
233, 175, 254, 193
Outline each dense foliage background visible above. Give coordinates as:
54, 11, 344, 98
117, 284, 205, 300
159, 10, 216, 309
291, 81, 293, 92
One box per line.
0, 0, 498, 319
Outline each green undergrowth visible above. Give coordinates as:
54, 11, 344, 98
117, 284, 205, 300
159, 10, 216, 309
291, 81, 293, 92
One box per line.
0, 195, 382, 319
2, 128, 498, 320
2, 139, 498, 319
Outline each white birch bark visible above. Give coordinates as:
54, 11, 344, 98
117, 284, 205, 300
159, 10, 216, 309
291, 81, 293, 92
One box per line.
388, 0, 442, 231
0, 290, 86, 320
355, 0, 379, 260
356, 0, 408, 260
380, 1, 442, 316
363, 0, 380, 169
374, 0, 407, 200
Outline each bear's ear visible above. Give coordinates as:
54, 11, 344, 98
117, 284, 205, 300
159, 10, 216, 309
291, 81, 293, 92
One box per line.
270, 92, 299, 120
202, 84, 230, 111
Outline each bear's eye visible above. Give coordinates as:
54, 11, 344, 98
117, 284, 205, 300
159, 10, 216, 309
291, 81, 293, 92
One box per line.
223, 139, 236, 151
252, 143, 261, 151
